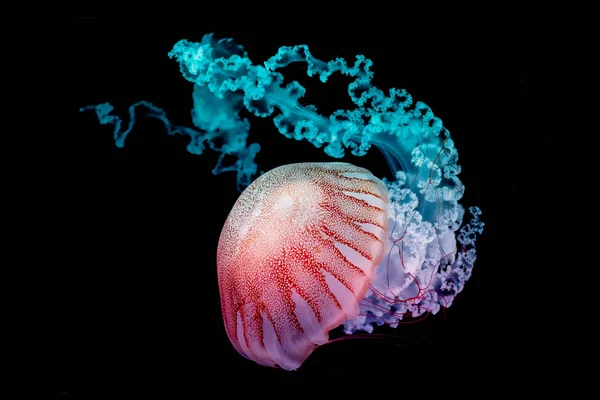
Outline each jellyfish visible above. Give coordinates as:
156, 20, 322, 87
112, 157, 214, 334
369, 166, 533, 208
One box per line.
81, 33, 484, 371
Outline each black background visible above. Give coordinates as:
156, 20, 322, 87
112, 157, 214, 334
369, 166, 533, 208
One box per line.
72, 18, 546, 395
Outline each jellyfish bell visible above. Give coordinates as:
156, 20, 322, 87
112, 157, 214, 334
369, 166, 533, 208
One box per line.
217, 162, 389, 370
